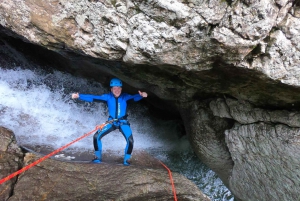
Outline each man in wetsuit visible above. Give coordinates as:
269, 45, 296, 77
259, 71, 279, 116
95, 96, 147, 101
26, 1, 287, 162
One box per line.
71, 78, 148, 166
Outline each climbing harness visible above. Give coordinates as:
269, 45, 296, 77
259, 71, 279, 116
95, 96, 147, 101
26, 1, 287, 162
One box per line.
0, 121, 111, 185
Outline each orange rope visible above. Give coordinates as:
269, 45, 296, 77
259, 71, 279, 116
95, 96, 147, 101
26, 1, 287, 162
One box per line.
0, 124, 107, 185
159, 161, 177, 201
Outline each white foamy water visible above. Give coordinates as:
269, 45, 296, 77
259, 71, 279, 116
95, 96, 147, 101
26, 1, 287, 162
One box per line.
0, 67, 182, 153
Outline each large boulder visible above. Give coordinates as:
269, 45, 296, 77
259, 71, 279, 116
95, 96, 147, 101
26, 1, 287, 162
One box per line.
0, 126, 209, 201
0, 0, 299, 105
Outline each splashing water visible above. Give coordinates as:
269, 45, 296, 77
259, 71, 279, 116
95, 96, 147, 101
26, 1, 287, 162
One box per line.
0, 66, 233, 200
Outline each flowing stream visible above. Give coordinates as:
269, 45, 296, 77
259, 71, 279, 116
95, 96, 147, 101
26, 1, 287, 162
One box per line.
0, 66, 233, 201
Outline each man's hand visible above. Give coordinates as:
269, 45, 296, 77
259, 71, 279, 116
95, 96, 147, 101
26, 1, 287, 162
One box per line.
72, 93, 79, 99
138, 91, 148, 98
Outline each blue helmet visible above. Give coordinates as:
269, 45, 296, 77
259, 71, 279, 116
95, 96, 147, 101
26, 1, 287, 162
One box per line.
110, 78, 122, 87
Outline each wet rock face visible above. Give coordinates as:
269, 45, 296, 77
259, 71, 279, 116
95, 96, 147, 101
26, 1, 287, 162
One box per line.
11, 154, 209, 201
0, 127, 24, 201
210, 98, 300, 201
0, 1, 300, 201
226, 123, 300, 201
179, 100, 234, 187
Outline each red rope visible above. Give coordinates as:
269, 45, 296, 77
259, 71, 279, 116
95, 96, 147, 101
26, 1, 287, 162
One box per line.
159, 161, 177, 201
0, 125, 104, 185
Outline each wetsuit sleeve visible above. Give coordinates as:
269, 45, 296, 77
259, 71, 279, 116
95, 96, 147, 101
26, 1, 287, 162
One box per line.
123, 93, 143, 102
78, 94, 109, 102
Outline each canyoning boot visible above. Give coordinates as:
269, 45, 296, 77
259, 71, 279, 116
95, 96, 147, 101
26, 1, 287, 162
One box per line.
92, 151, 101, 164
92, 158, 101, 163
123, 154, 131, 166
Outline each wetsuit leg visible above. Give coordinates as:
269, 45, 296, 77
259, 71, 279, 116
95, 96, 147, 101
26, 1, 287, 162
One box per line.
120, 124, 133, 165
93, 123, 115, 160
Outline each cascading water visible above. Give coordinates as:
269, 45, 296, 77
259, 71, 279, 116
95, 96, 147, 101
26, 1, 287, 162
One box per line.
0, 66, 233, 201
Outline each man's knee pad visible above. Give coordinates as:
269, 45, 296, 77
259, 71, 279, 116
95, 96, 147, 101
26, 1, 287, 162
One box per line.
126, 135, 134, 154
94, 124, 114, 150
128, 135, 134, 145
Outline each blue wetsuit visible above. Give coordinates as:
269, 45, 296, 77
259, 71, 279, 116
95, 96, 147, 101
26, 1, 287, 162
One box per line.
78, 92, 143, 163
